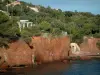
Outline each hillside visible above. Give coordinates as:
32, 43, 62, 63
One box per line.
0, 0, 100, 47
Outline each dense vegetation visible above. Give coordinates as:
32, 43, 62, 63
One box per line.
0, 0, 100, 47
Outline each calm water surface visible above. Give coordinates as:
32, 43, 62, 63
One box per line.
1, 59, 100, 75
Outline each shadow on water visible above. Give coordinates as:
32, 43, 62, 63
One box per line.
1, 59, 100, 75
0, 61, 70, 75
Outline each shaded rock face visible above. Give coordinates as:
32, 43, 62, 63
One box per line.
31, 36, 70, 63
0, 48, 5, 66
0, 40, 32, 67
80, 38, 100, 55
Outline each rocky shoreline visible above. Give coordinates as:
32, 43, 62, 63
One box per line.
0, 36, 100, 71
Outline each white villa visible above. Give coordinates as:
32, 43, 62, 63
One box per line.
17, 20, 35, 32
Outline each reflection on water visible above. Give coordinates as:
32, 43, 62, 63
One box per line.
0, 59, 100, 75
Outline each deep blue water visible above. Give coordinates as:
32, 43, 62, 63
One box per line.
0, 59, 100, 75
62, 60, 100, 75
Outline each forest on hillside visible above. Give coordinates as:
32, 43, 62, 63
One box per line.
0, 0, 100, 47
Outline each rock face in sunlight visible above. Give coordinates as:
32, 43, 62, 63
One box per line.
28, 6, 39, 12
70, 43, 80, 55
6, 1, 21, 6
31, 36, 70, 63
70, 37, 100, 56
0, 36, 100, 67
80, 37, 100, 55
0, 36, 70, 67
0, 40, 32, 67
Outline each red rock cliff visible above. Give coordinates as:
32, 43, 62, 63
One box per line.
31, 36, 70, 63
0, 40, 32, 67
80, 37, 100, 55
0, 36, 70, 67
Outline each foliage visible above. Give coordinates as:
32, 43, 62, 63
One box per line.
39, 21, 51, 32
0, 12, 19, 47
0, 0, 100, 47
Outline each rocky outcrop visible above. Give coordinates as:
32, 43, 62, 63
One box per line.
70, 37, 100, 56
31, 36, 70, 63
80, 37, 100, 55
0, 40, 32, 67
0, 48, 5, 66
0, 36, 70, 67
0, 36, 99, 67
6, 1, 21, 6
70, 43, 80, 55
28, 6, 39, 12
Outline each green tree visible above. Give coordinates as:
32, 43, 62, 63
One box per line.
39, 21, 51, 32
0, 12, 19, 47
